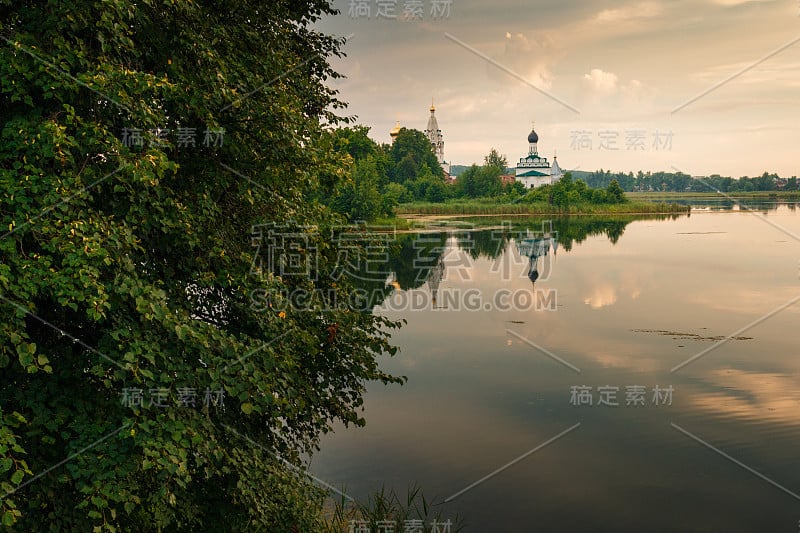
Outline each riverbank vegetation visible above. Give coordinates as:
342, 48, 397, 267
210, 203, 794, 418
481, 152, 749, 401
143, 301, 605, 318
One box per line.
395, 174, 689, 216
396, 200, 689, 216
323, 126, 693, 222
0, 1, 412, 531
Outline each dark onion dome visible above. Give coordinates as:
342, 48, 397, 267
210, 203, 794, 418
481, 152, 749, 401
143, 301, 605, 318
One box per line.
528, 268, 539, 282
527, 129, 539, 143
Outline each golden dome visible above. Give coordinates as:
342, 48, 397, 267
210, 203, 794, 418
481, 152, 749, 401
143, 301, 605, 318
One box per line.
390, 120, 402, 137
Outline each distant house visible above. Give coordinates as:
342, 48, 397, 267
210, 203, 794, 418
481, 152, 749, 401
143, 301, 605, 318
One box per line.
500, 174, 517, 186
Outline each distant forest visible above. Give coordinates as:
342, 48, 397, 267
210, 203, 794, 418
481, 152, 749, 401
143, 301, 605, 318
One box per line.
450, 165, 797, 193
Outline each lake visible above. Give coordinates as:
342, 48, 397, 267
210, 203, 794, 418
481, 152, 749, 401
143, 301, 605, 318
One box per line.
311, 202, 800, 532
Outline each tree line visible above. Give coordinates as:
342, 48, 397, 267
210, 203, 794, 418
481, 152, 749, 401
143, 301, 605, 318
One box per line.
581, 169, 798, 192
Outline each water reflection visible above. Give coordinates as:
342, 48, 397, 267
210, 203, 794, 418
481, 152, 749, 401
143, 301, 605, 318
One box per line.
658, 198, 799, 213
316, 208, 800, 532
355, 214, 683, 311
517, 223, 558, 286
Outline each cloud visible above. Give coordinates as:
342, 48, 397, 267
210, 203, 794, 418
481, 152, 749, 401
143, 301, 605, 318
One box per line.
489, 31, 561, 89
593, 1, 663, 23
689, 369, 800, 424
709, 0, 772, 6
584, 283, 618, 309
583, 68, 619, 93
577, 69, 656, 116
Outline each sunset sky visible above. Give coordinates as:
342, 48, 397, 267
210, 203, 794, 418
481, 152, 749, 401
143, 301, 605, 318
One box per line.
316, 0, 800, 177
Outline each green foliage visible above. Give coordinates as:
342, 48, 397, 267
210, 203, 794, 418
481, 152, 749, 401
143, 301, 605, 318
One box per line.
505, 180, 526, 197
606, 179, 626, 203
520, 173, 627, 209
455, 164, 503, 198
483, 147, 507, 171
326, 126, 444, 217
394, 154, 419, 183
424, 180, 447, 203
383, 182, 413, 207
389, 128, 443, 183
331, 126, 379, 161
332, 155, 385, 221
0, 1, 404, 530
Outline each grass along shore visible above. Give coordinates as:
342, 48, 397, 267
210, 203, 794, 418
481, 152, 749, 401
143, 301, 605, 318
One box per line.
395, 200, 690, 216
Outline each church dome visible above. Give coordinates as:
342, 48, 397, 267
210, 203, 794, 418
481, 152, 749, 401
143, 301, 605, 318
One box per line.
527, 129, 538, 144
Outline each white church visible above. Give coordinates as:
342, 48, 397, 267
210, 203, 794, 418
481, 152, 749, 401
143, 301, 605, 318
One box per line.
515, 124, 563, 188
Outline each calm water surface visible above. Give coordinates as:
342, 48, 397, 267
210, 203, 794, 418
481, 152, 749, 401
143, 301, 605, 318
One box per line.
312, 205, 800, 532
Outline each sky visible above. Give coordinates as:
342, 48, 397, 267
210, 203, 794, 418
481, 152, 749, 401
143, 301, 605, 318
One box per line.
314, 0, 800, 178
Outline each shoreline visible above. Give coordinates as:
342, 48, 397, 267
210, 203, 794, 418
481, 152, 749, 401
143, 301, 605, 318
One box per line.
400, 211, 690, 218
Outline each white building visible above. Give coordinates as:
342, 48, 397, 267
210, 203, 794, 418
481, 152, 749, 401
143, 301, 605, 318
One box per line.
515, 124, 563, 188
424, 100, 451, 176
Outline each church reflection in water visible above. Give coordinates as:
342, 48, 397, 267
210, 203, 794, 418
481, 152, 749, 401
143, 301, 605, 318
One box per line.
415, 222, 559, 308
346, 215, 684, 310
516, 223, 558, 288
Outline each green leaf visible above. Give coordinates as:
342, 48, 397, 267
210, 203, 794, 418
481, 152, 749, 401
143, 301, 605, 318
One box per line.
10, 470, 24, 485
240, 402, 253, 415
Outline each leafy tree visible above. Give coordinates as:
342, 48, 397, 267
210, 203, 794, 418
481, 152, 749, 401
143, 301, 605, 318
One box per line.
484, 148, 508, 171
389, 128, 442, 182
331, 155, 384, 221
606, 179, 626, 203
331, 125, 378, 161
455, 164, 502, 198
456, 164, 480, 198
476, 165, 504, 197
424, 180, 447, 203
0, 1, 402, 530
519, 173, 627, 207
382, 182, 412, 214
394, 153, 419, 183
505, 180, 526, 197
328, 127, 399, 219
